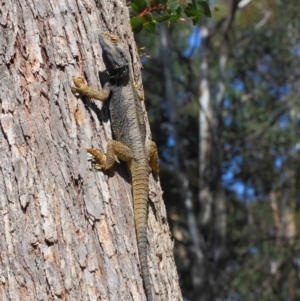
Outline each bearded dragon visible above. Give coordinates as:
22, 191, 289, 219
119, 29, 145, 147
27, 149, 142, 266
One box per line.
72, 33, 159, 301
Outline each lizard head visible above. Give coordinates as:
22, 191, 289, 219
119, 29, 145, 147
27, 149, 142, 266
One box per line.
99, 33, 129, 79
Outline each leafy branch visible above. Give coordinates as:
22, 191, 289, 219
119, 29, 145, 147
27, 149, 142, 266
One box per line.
129, 0, 212, 33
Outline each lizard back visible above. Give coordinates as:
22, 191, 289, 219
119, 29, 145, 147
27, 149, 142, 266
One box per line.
109, 76, 147, 160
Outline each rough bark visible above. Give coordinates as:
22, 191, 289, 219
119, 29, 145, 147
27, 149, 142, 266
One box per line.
0, 1, 182, 300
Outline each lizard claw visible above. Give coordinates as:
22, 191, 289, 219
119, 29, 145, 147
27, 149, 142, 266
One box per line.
72, 77, 88, 95
87, 148, 106, 170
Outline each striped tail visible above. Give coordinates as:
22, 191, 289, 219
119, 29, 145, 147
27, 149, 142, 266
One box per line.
131, 162, 152, 301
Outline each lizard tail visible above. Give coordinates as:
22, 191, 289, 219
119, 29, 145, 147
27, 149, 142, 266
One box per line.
131, 162, 153, 301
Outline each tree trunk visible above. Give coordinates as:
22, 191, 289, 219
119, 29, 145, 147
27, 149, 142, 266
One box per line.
198, 19, 213, 228
159, 23, 204, 263
0, 1, 182, 300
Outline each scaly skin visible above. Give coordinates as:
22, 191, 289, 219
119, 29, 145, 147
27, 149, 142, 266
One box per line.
72, 33, 159, 301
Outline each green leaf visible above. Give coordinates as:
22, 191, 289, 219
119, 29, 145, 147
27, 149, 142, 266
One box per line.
185, 7, 203, 18
144, 13, 154, 22
184, 0, 211, 19
150, 0, 165, 5
194, 0, 211, 17
167, 13, 181, 22
143, 21, 157, 33
131, 0, 148, 13
156, 15, 171, 23
192, 16, 200, 25
169, 1, 180, 12
131, 16, 144, 33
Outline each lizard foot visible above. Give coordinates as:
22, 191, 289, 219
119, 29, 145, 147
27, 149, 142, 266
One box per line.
87, 148, 107, 170
72, 77, 110, 101
72, 77, 89, 95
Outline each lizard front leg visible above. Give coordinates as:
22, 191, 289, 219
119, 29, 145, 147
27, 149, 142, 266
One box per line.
87, 140, 133, 170
72, 77, 111, 101
146, 141, 160, 174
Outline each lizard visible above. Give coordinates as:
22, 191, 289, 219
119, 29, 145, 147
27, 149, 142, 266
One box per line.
72, 33, 159, 301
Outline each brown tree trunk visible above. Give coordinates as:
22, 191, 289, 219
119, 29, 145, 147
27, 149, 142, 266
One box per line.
0, 1, 182, 300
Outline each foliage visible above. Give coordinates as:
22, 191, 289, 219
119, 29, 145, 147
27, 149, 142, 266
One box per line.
129, 0, 211, 33
137, 0, 300, 299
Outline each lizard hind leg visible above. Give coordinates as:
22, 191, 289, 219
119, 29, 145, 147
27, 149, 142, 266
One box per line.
87, 140, 133, 170
133, 81, 144, 101
146, 141, 160, 174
